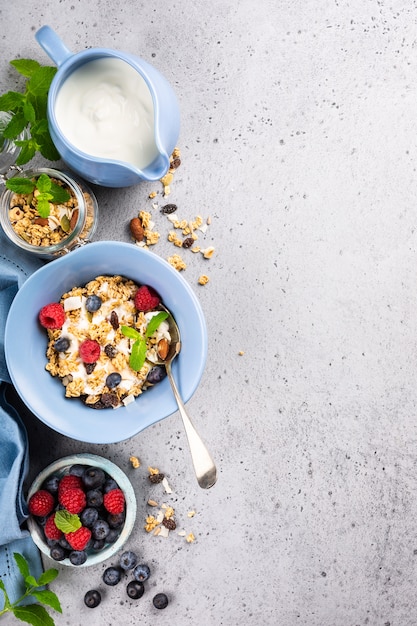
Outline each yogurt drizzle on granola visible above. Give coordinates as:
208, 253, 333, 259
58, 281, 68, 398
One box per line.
43, 275, 170, 409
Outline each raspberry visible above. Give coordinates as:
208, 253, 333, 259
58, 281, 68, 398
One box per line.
58, 474, 83, 495
134, 285, 160, 312
103, 489, 125, 515
79, 339, 101, 363
65, 526, 92, 551
39, 303, 66, 329
59, 487, 86, 514
44, 513, 63, 540
28, 489, 55, 517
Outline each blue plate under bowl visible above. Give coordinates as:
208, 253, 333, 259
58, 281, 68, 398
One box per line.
5, 241, 207, 443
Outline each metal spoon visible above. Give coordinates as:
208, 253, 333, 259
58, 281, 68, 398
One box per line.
154, 308, 217, 489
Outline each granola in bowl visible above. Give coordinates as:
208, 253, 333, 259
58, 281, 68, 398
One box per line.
40, 275, 171, 409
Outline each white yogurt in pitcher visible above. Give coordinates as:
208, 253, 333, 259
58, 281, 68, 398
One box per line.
54, 57, 159, 169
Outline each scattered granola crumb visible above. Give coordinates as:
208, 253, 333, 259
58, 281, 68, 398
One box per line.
167, 254, 187, 271
178, 530, 186, 537
147, 499, 159, 507
153, 526, 161, 536
202, 246, 215, 259
149, 191, 157, 199
206, 216, 211, 225
186, 532, 196, 543
162, 476, 173, 494
164, 506, 175, 519
187, 510, 196, 518
144, 515, 160, 532
129, 455, 141, 468
198, 275, 209, 285
148, 466, 160, 475
238, 350, 245, 356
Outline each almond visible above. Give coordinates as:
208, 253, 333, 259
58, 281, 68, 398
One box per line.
130, 217, 145, 242
33, 218, 48, 226
157, 338, 169, 360
70, 209, 79, 231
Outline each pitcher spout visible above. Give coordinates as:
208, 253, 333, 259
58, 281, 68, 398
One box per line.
141, 151, 171, 182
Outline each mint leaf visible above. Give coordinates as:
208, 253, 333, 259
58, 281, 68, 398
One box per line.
27, 66, 57, 97
37, 135, 60, 162
130, 337, 147, 371
27, 93, 48, 123
54, 510, 81, 533
25, 575, 38, 588
13, 552, 30, 580
0, 90, 25, 112
37, 569, 58, 587
5, 177, 35, 194
50, 181, 70, 203
23, 101, 36, 124
36, 173, 51, 193
15, 139, 37, 165
32, 590, 62, 613
10, 59, 41, 78
145, 311, 169, 338
37, 197, 52, 218
121, 325, 142, 341
3, 111, 27, 139
13, 604, 55, 626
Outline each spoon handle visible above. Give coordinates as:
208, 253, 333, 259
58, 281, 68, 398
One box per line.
165, 364, 217, 489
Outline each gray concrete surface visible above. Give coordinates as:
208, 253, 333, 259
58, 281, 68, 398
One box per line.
2, 0, 417, 624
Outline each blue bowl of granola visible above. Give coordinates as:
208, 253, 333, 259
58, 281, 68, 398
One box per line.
5, 241, 207, 443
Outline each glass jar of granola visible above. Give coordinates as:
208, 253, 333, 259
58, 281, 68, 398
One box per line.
0, 167, 98, 259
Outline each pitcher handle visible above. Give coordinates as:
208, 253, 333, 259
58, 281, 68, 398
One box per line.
35, 26, 73, 67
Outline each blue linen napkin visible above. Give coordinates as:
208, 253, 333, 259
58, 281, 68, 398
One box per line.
0, 227, 44, 608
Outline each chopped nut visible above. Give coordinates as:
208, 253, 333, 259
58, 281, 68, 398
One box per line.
206, 216, 211, 225
153, 526, 161, 536
198, 275, 209, 285
162, 476, 172, 494
202, 246, 215, 259
147, 499, 159, 507
129, 455, 141, 468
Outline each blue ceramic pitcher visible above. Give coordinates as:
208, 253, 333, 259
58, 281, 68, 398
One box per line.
35, 26, 180, 188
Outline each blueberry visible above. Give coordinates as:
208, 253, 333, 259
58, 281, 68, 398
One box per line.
120, 550, 138, 571
106, 528, 120, 543
103, 477, 119, 493
69, 464, 85, 477
133, 563, 150, 582
153, 593, 169, 609
92, 519, 110, 540
126, 580, 144, 600
69, 550, 87, 566
106, 372, 122, 389
146, 365, 167, 385
58, 537, 72, 550
80, 507, 99, 528
86, 489, 103, 508
107, 511, 125, 529
50, 545, 67, 561
44, 474, 60, 494
102, 566, 122, 586
91, 538, 106, 552
54, 336, 70, 352
83, 467, 105, 489
84, 589, 101, 608
85, 295, 102, 312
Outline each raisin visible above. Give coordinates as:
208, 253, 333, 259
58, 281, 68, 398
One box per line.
182, 237, 194, 249
162, 518, 176, 530
160, 203, 177, 214
109, 310, 119, 330
149, 473, 165, 484
104, 344, 117, 359
84, 362, 96, 374
100, 393, 119, 408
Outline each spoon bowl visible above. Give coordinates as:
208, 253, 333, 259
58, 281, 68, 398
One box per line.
155, 307, 217, 489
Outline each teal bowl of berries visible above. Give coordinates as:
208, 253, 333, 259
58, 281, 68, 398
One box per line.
5, 240, 207, 444
26, 453, 137, 567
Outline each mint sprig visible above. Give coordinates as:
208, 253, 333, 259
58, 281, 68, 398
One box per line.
0, 552, 61, 625
0, 59, 59, 165
5, 173, 70, 218
121, 312, 169, 372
